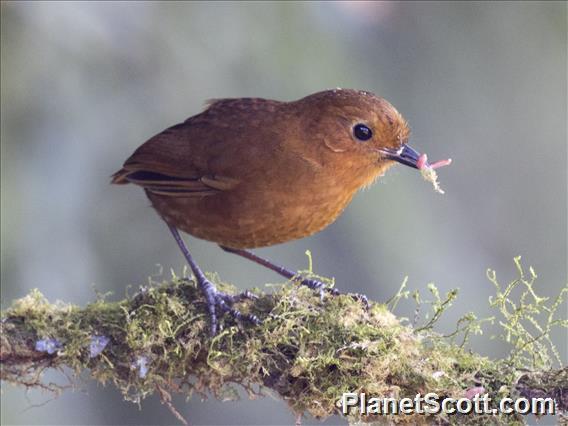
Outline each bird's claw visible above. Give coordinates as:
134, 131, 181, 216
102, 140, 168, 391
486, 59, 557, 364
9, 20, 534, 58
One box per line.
298, 277, 326, 290
297, 277, 325, 301
296, 276, 368, 308
350, 292, 370, 309
200, 279, 261, 335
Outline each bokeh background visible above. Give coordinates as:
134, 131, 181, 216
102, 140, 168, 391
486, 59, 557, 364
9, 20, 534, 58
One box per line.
1, 1, 566, 425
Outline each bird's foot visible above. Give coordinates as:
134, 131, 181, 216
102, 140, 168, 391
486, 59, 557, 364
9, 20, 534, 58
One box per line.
349, 292, 370, 309
199, 278, 261, 335
294, 276, 369, 309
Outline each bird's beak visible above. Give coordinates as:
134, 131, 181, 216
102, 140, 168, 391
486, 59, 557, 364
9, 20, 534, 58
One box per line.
380, 144, 422, 169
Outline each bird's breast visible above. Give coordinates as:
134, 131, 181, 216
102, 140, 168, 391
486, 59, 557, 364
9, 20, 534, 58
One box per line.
147, 181, 357, 249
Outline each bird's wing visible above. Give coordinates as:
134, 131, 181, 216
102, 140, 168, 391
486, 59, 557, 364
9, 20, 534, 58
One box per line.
111, 122, 240, 198
111, 168, 239, 197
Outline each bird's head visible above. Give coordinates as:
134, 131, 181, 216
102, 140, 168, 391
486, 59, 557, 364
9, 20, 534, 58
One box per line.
294, 89, 447, 189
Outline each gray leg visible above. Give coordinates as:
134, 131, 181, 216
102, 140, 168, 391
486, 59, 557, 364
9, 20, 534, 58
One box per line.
167, 224, 260, 335
220, 246, 369, 307
219, 245, 339, 296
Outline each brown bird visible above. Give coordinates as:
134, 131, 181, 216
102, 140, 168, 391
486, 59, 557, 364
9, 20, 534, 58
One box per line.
112, 89, 450, 334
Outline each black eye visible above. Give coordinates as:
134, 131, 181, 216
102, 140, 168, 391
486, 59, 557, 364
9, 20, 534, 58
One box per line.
353, 123, 373, 141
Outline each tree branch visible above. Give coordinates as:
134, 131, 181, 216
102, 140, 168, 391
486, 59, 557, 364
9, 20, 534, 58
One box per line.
1, 277, 566, 425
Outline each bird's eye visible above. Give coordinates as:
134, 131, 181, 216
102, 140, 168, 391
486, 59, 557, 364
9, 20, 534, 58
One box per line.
353, 124, 373, 141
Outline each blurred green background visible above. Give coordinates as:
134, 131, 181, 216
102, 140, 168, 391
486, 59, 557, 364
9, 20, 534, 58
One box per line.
1, 1, 566, 425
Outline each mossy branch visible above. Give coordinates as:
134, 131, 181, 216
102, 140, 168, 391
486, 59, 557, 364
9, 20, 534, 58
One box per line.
1, 260, 567, 425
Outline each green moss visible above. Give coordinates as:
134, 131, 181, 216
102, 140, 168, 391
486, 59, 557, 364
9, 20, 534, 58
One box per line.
1, 258, 566, 425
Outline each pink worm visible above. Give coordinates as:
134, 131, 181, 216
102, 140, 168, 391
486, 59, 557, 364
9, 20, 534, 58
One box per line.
417, 153, 452, 170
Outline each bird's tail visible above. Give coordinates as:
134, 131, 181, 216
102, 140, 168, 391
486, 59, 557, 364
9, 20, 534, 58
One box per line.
111, 168, 130, 185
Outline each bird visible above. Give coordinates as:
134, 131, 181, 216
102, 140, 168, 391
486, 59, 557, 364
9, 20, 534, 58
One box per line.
112, 88, 451, 335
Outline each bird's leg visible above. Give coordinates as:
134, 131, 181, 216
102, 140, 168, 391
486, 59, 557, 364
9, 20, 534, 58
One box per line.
219, 245, 334, 295
220, 246, 369, 307
167, 224, 261, 335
